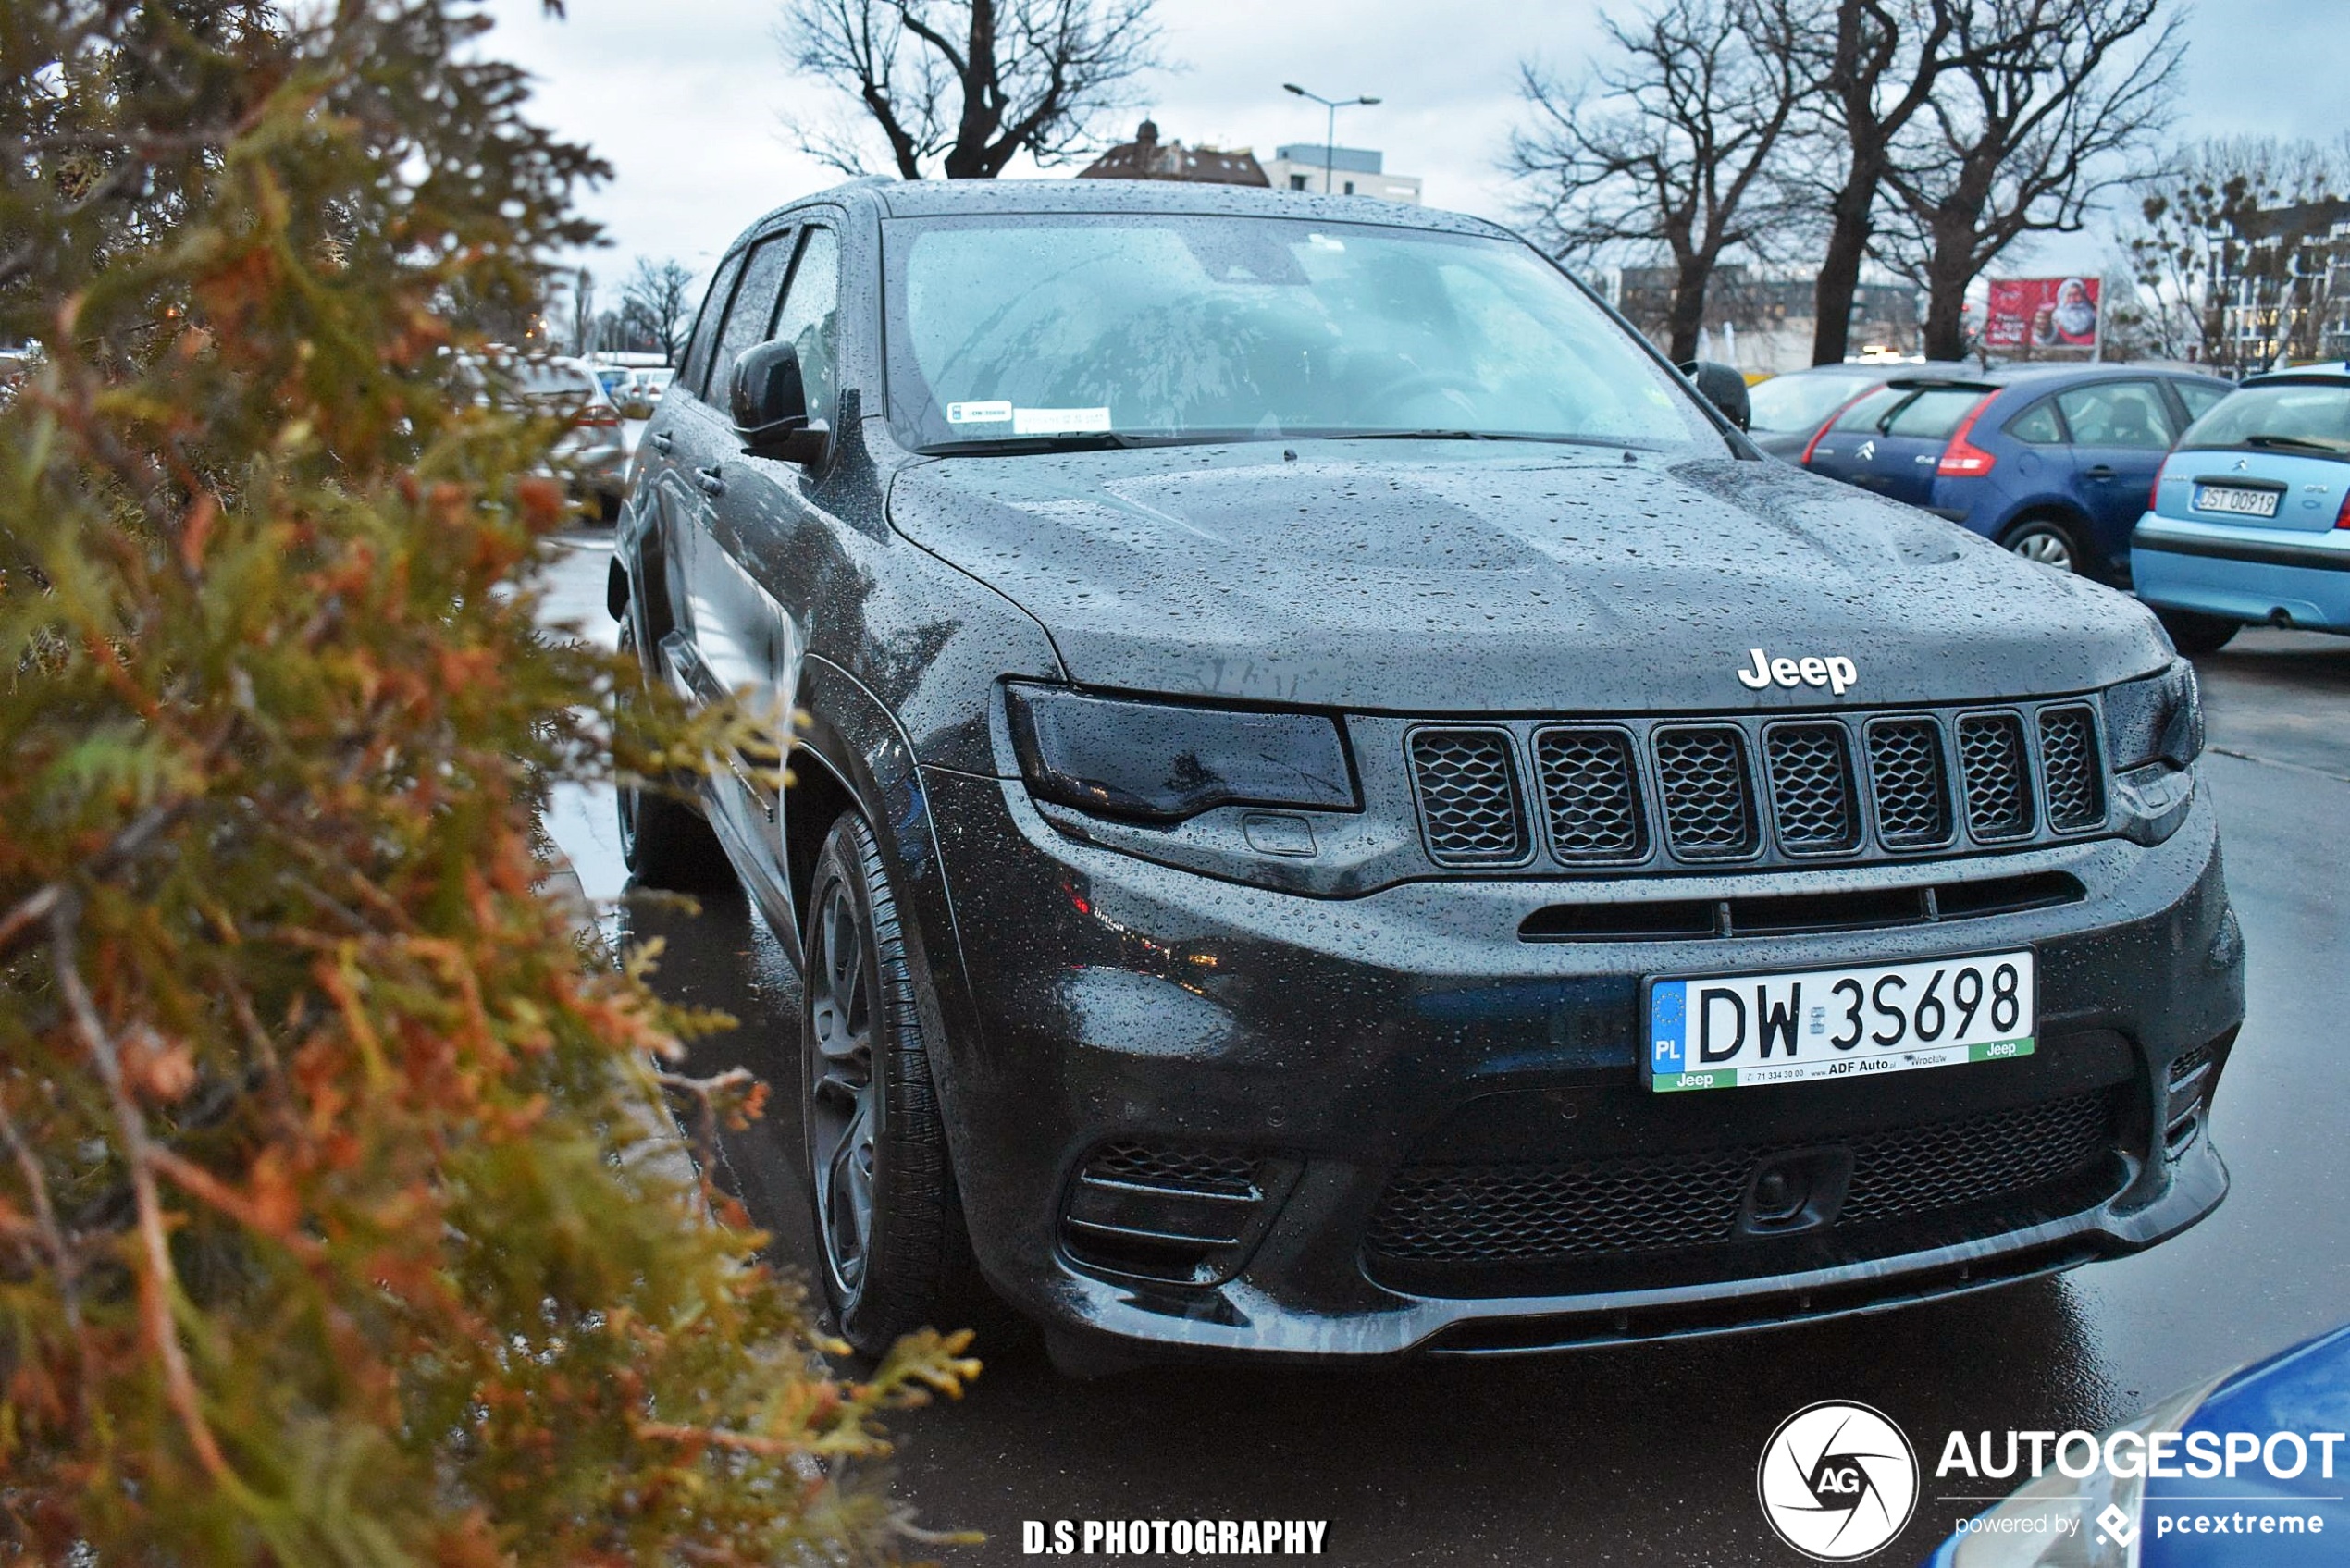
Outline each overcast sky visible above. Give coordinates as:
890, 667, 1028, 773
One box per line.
485, 0, 2349, 290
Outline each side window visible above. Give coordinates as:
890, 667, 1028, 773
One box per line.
2005, 399, 2064, 444
708, 229, 797, 412
2055, 380, 2176, 450
679, 249, 745, 401
771, 227, 841, 426
2177, 382, 2229, 422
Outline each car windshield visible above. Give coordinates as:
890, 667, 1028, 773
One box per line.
1748, 371, 1881, 434
882, 213, 1720, 452
2178, 381, 2350, 458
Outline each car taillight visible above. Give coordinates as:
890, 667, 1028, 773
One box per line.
1800, 390, 1874, 466
2149, 464, 2166, 514
579, 411, 620, 427
2337, 490, 2350, 530
1934, 396, 1998, 476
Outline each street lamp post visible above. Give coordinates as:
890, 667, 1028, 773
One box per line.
1282, 83, 1379, 195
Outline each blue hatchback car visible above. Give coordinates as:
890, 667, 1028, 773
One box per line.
1923, 1319, 2350, 1566
2133, 364, 2350, 653
1801, 364, 2232, 583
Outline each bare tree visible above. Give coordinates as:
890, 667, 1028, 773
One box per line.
1507, 0, 1816, 364
779, 0, 1165, 179
1801, 0, 1970, 365
567, 265, 598, 355
619, 257, 696, 366
1877, 0, 2183, 360
2116, 136, 2344, 367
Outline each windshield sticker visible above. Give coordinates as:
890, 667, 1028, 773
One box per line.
1011, 406, 1113, 436
946, 400, 1013, 425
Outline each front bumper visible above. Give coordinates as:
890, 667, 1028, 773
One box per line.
916, 766, 2244, 1362
2134, 516, 2350, 633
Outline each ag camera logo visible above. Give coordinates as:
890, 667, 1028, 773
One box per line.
1757, 1401, 1919, 1561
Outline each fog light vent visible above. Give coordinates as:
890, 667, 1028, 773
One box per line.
1060, 1142, 1292, 1286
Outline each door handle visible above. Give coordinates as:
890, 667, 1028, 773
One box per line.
649, 430, 673, 453
694, 465, 726, 498
2085, 464, 2117, 480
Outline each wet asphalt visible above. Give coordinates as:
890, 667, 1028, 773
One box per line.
538, 531, 2350, 1566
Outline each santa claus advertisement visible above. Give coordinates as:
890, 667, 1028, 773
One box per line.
1983, 276, 2102, 352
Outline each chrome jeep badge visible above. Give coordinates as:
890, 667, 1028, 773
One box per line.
1738, 648, 1859, 695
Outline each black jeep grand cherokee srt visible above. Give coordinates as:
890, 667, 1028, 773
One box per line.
610, 179, 2243, 1369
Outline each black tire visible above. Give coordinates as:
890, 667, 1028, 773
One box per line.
2156, 607, 2241, 657
614, 621, 731, 888
1998, 515, 2088, 574
801, 810, 972, 1355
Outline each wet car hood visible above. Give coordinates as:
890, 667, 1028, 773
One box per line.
888, 439, 2171, 711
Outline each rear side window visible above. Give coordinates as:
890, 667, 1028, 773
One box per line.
1884, 389, 1987, 439
2056, 380, 2175, 450
679, 248, 747, 401
2177, 382, 2229, 422
708, 230, 798, 411
2005, 399, 2063, 444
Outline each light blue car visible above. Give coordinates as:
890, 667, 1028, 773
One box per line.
1923, 1320, 2350, 1566
2132, 364, 2350, 654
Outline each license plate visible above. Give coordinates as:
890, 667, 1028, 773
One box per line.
1647, 951, 2035, 1092
2193, 483, 2281, 519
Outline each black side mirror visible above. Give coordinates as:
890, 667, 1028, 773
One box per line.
1679, 360, 1751, 432
731, 339, 829, 464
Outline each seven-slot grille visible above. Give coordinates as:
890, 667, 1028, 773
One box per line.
1408, 701, 2107, 870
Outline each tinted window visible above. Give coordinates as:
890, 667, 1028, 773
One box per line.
773, 228, 841, 427
2055, 380, 2175, 450
1885, 389, 1988, 439
708, 230, 797, 412
1748, 371, 1880, 434
882, 214, 1717, 451
679, 249, 745, 400
2005, 399, 2063, 444
2178, 381, 2350, 457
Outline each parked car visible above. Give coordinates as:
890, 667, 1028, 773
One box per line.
516, 355, 627, 523
617, 364, 676, 418
451, 352, 627, 523
612, 179, 2241, 1372
1923, 1319, 2350, 1566
2132, 363, 2350, 654
1747, 361, 1978, 462
1801, 364, 2232, 582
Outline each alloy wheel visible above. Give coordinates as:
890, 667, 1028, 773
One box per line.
807, 877, 878, 1305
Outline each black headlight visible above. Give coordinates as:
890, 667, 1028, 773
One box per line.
1005, 684, 1359, 823
2102, 661, 2204, 771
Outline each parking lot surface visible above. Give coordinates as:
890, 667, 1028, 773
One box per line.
538, 532, 2350, 1564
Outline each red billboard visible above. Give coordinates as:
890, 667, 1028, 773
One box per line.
1983, 277, 2102, 352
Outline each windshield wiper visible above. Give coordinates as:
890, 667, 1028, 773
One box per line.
1319, 430, 1638, 448
2244, 433, 2350, 456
